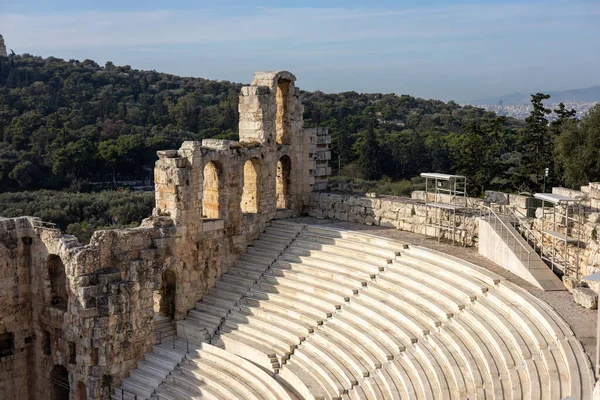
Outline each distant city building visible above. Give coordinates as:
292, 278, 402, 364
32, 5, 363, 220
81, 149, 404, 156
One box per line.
464, 101, 598, 120
498, 100, 503, 106
0, 34, 6, 57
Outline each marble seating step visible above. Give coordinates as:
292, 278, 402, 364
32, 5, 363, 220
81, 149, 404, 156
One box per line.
115, 222, 594, 400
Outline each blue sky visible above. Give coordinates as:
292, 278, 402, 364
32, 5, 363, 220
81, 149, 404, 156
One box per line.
1, 0, 599, 101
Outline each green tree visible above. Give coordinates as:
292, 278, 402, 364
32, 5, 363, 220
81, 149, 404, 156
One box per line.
448, 122, 486, 195
357, 122, 382, 181
9, 160, 41, 189
550, 103, 577, 183
519, 93, 552, 191
555, 104, 600, 188
97, 139, 121, 185
552, 103, 577, 131
171, 93, 198, 132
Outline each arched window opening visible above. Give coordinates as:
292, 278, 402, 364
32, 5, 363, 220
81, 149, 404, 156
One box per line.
276, 155, 292, 210
0, 332, 14, 357
68, 342, 76, 364
78, 381, 87, 400
48, 255, 68, 310
43, 331, 52, 355
154, 270, 176, 320
51, 365, 70, 400
276, 79, 291, 145
241, 159, 261, 214
203, 161, 222, 219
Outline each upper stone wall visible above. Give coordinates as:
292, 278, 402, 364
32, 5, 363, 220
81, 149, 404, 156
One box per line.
238, 70, 303, 147
0, 70, 332, 400
307, 192, 479, 246
0, 217, 35, 399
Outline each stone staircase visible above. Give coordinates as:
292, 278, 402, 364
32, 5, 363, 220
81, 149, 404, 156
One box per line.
154, 315, 176, 343
114, 220, 594, 400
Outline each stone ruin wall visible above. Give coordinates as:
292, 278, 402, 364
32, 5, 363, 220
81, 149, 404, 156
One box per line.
0, 217, 34, 400
2, 67, 600, 399
0, 71, 331, 400
533, 184, 600, 290
305, 192, 480, 246
485, 185, 600, 289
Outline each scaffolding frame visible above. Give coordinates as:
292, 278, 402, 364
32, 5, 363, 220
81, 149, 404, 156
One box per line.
534, 193, 583, 280
421, 173, 468, 245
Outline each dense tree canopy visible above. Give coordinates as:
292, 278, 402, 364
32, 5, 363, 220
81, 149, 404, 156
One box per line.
0, 53, 596, 200
555, 104, 600, 188
0, 54, 242, 191
302, 91, 524, 195
0, 190, 154, 243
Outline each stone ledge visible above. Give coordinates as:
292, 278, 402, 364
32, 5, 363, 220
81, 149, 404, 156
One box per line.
202, 139, 241, 151
157, 150, 178, 159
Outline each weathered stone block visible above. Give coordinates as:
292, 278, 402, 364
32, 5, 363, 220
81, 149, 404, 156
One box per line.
573, 287, 598, 309
484, 190, 509, 205
157, 150, 178, 159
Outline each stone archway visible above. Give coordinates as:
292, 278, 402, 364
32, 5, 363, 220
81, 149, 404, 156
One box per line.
157, 270, 176, 320
203, 161, 222, 219
48, 254, 68, 310
276, 78, 292, 145
77, 381, 87, 400
241, 158, 261, 214
276, 155, 292, 210
51, 365, 70, 400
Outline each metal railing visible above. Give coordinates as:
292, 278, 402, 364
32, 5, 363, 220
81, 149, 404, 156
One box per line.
504, 205, 580, 276
479, 204, 534, 269
156, 330, 190, 353
120, 388, 137, 400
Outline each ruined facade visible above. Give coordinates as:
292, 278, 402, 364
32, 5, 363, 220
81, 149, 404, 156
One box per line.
0, 71, 330, 399
1, 68, 598, 400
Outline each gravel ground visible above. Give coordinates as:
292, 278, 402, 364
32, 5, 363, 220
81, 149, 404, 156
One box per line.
290, 216, 597, 366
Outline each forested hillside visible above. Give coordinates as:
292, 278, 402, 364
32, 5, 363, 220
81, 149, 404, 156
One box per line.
1, 53, 597, 198
0, 190, 154, 243
0, 54, 242, 191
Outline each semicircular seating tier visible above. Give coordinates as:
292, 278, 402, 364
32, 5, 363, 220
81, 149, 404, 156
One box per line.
113, 220, 594, 400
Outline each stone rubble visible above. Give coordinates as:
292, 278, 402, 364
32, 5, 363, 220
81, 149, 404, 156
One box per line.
573, 287, 598, 309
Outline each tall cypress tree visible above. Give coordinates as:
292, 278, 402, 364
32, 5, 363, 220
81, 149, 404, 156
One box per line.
519, 93, 552, 191
550, 103, 577, 184
358, 121, 382, 181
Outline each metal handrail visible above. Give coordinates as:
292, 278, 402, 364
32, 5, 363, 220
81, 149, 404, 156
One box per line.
505, 205, 543, 245
505, 205, 580, 276
121, 388, 137, 400
479, 204, 533, 269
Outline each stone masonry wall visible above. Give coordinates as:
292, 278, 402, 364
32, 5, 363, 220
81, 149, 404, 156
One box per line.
306, 192, 479, 246
0, 217, 35, 400
0, 70, 331, 400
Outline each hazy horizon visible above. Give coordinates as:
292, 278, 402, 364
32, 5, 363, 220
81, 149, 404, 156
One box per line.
2, 0, 599, 102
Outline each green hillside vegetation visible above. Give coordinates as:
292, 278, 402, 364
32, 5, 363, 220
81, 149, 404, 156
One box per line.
1, 53, 522, 193
1, 53, 598, 241
0, 54, 242, 191
0, 190, 154, 243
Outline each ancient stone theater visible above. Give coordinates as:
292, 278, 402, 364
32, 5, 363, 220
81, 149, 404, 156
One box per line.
0, 71, 596, 399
